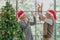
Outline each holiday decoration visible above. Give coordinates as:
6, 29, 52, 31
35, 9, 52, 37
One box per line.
0, 1, 25, 40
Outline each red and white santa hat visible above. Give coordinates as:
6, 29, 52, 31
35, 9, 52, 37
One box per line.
17, 10, 25, 19
47, 10, 56, 20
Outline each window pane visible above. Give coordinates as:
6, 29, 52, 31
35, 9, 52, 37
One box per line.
56, 24, 60, 40
37, 0, 54, 11
18, 0, 35, 11
0, 0, 6, 9
35, 23, 43, 40
56, 0, 60, 11
56, 12, 60, 23
18, 0, 54, 11
10, 0, 16, 11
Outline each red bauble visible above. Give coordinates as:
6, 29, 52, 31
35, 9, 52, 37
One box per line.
2, 32, 5, 36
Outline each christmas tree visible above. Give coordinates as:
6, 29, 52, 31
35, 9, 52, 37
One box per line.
0, 1, 25, 40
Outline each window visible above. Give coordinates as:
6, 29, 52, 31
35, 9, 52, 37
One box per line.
0, 0, 60, 40
0, 0, 6, 10
56, 0, 60, 40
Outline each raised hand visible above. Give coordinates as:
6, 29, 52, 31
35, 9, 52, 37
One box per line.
31, 11, 35, 17
38, 3, 43, 14
27, 18, 30, 22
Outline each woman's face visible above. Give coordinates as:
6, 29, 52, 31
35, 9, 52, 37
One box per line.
20, 15, 27, 21
45, 12, 52, 19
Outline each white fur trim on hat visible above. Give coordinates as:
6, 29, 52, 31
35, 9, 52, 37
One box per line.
47, 11, 53, 16
20, 13, 25, 18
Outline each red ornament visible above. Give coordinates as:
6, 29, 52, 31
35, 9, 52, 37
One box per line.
2, 32, 5, 36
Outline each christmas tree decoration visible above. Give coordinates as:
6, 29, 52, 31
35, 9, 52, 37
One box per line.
2, 31, 5, 36
1, 11, 4, 17
0, 1, 25, 40
8, 10, 11, 15
0, 11, 2, 14
0, 26, 2, 28
6, 0, 8, 2
0, 18, 1, 21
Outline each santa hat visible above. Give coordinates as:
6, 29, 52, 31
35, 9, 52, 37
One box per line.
17, 10, 25, 19
47, 10, 56, 20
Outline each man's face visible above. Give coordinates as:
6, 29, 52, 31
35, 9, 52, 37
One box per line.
20, 15, 27, 21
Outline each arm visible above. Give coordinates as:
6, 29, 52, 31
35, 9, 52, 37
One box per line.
38, 3, 45, 21
39, 15, 45, 21
38, 3, 43, 14
29, 11, 36, 25
30, 16, 36, 25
